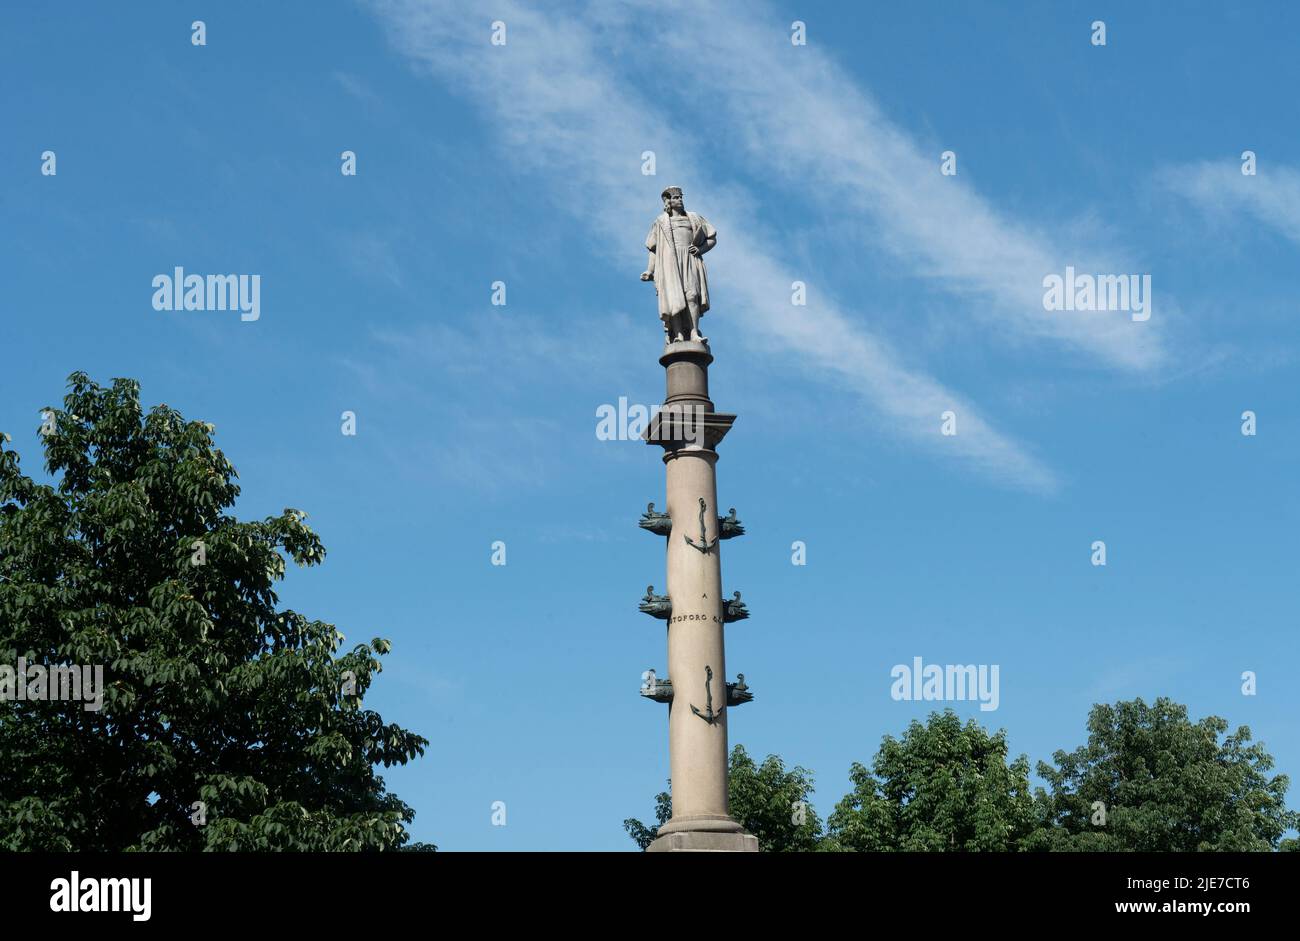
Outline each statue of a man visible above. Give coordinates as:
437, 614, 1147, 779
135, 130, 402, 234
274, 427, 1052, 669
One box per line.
640, 186, 717, 344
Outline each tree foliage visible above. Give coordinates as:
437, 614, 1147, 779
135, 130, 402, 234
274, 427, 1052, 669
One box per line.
624, 744, 823, 851
629, 703, 1299, 852
826, 710, 1034, 851
727, 744, 824, 851
1024, 697, 1299, 851
623, 789, 671, 851
0, 373, 427, 850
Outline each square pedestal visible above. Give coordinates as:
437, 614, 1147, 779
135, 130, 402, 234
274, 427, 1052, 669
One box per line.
647, 830, 761, 852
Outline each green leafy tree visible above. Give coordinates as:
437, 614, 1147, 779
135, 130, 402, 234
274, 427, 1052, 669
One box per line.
1024, 697, 1299, 852
826, 710, 1034, 851
623, 789, 671, 851
728, 744, 824, 851
0, 373, 427, 850
624, 744, 824, 851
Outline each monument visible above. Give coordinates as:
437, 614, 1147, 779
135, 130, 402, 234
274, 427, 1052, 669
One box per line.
637, 186, 760, 852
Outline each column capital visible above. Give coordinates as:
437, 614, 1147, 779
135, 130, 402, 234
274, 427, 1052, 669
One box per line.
643, 410, 736, 453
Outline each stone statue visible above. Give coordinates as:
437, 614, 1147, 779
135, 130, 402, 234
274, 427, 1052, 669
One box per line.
638, 501, 673, 536
640, 186, 717, 344
639, 585, 672, 619
723, 590, 749, 623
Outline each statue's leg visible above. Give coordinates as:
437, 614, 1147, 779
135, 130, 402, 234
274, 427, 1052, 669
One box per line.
670, 311, 687, 343
686, 297, 707, 342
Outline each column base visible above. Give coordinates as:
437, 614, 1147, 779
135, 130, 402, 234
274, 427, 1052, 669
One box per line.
647, 830, 760, 852
646, 815, 760, 852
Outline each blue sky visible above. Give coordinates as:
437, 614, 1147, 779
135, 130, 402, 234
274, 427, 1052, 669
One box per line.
3, 0, 1299, 850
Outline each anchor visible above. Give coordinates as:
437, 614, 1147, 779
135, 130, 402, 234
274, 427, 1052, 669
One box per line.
690, 665, 724, 724
683, 497, 717, 555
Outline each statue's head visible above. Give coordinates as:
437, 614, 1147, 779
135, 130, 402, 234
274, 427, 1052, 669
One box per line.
661, 186, 685, 214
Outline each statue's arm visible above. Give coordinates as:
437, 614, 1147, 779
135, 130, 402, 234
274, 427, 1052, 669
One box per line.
696, 215, 717, 256
641, 223, 657, 279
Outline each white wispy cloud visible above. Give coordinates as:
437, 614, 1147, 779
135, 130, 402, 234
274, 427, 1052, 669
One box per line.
332, 70, 385, 111
1164, 159, 1300, 246
338, 311, 644, 493
340, 230, 404, 288
364, 0, 1075, 492
641, 1, 1165, 372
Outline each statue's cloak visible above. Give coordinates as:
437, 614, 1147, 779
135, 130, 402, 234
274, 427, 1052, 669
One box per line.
646, 211, 715, 322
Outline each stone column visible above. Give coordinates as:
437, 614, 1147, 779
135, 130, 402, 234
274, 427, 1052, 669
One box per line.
644, 341, 758, 853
